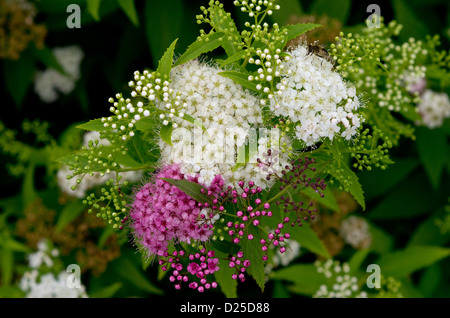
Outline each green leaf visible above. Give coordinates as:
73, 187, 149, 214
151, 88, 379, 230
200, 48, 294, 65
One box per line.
181, 113, 208, 132
408, 210, 450, 247
22, 162, 37, 209
3, 50, 35, 108
218, 71, 258, 92
55, 199, 86, 232
220, 50, 247, 67
126, 131, 154, 165
288, 222, 330, 259
209, 4, 241, 57
214, 251, 238, 297
134, 117, 158, 131
358, 158, 419, 200
0, 247, 13, 286
369, 172, 440, 220
76, 118, 107, 131
302, 186, 339, 212
160, 178, 213, 204
368, 222, 394, 254
418, 263, 442, 298
377, 245, 450, 278
87, 0, 102, 21
30, 44, 65, 74
89, 282, 122, 298
281, 23, 321, 46
241, 225, 266, 292
145, 0, 184, 68
112, 258, 163, 294
160, 123, 173, 146
272, 264, 327, 296
416, 127, 448, 189
2, 237, 31, 254
117, 0, 139, 26
156, 38, 178, 78
310, 0, 351, 24
393, 0, 430, 41
340, 163, 366, 210
174, 31, 225, 67
348, 249, 371, 274
270, 0, 303, 25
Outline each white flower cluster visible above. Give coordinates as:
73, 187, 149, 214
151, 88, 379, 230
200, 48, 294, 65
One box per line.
417, 89, 450, 129
19, 239, 88, 298
159, 60, 288, 189
58, 132, 143, 198
27, 239, 59, 269
313, 260, 367, 298
34, 45, 84, 103
271, 45, 363, 146
339, 216, 372, 249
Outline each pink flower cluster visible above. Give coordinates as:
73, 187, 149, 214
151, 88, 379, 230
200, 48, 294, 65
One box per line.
159, 248, 220, 292
129, 164, 224, 257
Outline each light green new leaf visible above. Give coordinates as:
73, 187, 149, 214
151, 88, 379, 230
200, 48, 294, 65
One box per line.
160, 178, 213, 204
160, 123, 173, 146
76, 118, 107, 131
117, 0, 139, 26
156, 38, 178, 78
174, 32, 225, 67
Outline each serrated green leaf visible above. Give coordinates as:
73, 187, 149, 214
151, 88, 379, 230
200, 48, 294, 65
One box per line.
214, 251, 238, 297
288, 222, 330, 259
220, 50, 246, 67
377, 245, 450, 278
160, 123, 173, 146
76, 118, 106, 131
174, 32, 224, 67
282, 23, 321, 44
160, 178, 213, 204
156, 38, 178, 78
117, 0, 139, 26
56, 199, 86, 232
340, 164, 365, 210
241, 226, 266, 292
219, 71, 258, 92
